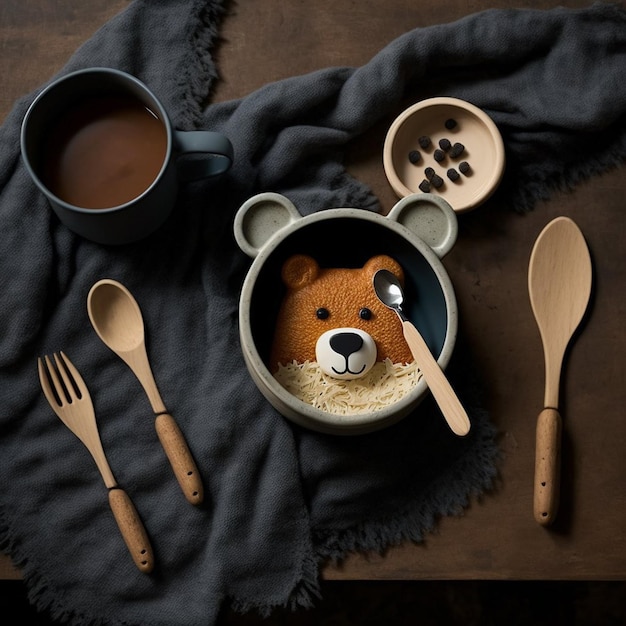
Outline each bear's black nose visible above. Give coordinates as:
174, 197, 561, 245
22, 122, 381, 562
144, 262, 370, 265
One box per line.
329, 332, 363, 358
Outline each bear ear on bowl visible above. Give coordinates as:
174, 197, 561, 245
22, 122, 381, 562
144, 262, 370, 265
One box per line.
387, 193, 458, 259
234, 192, 302, 258
281, 254, 320, 288
363, 255, 405, 285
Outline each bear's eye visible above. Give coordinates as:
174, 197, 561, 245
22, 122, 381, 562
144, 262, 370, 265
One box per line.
359, 307, 373, 320
316, 307, 330, 320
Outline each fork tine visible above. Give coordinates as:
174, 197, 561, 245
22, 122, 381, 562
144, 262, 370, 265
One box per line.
52, 353, 73, 403
55, 351, 85, 402
38, 355, 62, 409
39, 352, 111, 476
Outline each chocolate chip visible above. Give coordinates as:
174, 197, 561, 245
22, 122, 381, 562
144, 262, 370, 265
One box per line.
418, 179, 431, 192
450, 142, 465, 158
408, 150, 421, 164
445, 118, 457, 130
431, 174, 444, 188
459, 161, 471, 174
424, 166, 435, 180
447, 168, 460, 182
438, 138, 452, 152
433, 149, 445, 162
418, 136, 431, 149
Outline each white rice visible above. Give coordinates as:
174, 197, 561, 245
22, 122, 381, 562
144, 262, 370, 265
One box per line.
274, 359, 421, 415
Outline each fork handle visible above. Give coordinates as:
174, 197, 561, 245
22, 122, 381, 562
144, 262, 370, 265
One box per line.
108, 488, 154, 574
155, 413, 204, 506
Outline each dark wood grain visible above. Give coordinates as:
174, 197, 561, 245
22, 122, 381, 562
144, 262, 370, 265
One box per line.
1, 0, 624, 584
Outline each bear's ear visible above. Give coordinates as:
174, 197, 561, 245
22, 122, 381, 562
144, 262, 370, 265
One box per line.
363, 255, 405, 284
281, 254, 321, 289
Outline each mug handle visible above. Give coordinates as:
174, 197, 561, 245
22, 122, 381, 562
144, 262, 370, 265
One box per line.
173, 131, 234, 181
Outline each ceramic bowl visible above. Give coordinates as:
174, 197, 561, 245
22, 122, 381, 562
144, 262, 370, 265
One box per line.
233, 192, 460, 435
383, 97, 505, 213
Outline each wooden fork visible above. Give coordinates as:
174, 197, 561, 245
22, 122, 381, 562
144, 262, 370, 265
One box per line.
38, 351, 154, 574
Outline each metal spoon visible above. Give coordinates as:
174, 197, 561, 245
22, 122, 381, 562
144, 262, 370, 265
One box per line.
87, 279, 204, 506
373, 269, 470, 436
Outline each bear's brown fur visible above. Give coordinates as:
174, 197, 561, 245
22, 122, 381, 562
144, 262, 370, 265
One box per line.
269, 254, 413, 371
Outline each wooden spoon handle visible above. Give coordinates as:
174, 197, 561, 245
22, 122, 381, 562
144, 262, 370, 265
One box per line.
155, 413, 204, 506
108, 487, 154, 574
401, 320, 470, 437
534, 407, 561, 526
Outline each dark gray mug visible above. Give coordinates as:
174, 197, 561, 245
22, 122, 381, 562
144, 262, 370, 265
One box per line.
21, 67, 233, 245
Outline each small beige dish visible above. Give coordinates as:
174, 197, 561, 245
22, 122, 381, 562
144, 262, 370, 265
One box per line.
383, 97, 505, 213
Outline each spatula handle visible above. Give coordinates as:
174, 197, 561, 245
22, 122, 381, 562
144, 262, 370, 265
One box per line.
108, 487, 154, 574
155, 413, 204, 506
534, 407, 561, 526
401, 320, 470, 437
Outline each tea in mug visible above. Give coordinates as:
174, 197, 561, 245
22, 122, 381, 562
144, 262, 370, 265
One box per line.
41, 95, 167, 209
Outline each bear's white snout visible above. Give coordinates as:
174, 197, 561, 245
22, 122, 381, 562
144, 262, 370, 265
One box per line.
315, 327, 377, 380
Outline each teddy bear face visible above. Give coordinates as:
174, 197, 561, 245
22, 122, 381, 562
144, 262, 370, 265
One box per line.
269, 254, 413, 377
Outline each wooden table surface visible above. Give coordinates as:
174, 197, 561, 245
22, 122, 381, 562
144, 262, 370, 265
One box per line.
1, 0, 625, 583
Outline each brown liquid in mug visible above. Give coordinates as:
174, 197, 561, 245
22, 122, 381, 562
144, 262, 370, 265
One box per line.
41, 95, 167, 209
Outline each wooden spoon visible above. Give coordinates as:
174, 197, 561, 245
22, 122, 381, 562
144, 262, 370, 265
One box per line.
87, 279, 204, 506
528, 217, 592, 526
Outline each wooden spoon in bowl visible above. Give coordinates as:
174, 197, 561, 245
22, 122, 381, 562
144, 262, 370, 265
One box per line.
373, 269, 471, 437
528, 217, 592, 526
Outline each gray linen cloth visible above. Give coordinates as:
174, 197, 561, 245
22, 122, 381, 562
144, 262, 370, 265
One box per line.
1, 1, 625, 624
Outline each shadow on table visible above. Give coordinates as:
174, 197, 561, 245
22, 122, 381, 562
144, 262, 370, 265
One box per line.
2, 580, 625, 625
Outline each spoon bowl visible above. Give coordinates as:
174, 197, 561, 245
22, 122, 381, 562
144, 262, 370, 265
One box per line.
373, 269, 470, 436
87, 280, 145, 353
373, 270, 405, 313
87, 279, 204, 505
